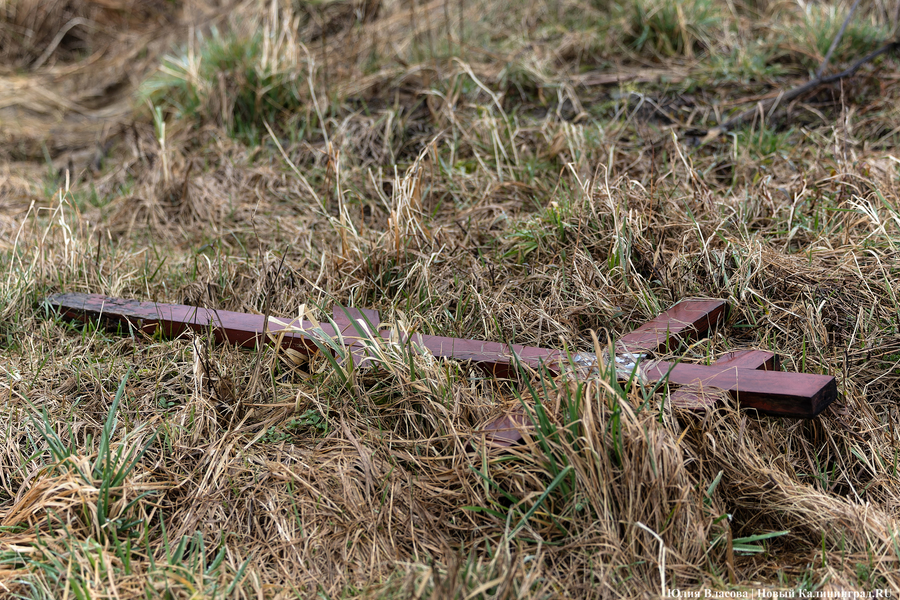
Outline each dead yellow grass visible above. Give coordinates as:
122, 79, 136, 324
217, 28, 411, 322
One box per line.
1, 0, 900, 597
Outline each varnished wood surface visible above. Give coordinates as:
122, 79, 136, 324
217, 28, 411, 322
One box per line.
48, 292, 323, 353
670, 350, 776, 410
48, 293, 836, 423
47, 293, 564, 377
647, 360, 835, 418
617, 299, 726, 353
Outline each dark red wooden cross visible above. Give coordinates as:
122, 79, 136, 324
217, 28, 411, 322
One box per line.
46, 294, 837, 447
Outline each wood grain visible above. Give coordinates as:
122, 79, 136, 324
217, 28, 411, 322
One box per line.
617, 298, 726, 353
647, 359, 835, 418
670, 350, 776, 410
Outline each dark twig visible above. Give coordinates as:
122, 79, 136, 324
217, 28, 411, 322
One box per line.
701, 37, 900, 142
817, 0, 861, 79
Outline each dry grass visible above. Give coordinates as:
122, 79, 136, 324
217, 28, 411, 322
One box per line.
1, 0, 900, 597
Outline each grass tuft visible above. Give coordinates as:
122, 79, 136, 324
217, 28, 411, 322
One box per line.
626, 0, 728, 58
140, 11, 308, 143
3, 0, 900, 596
785, 2, 892, 71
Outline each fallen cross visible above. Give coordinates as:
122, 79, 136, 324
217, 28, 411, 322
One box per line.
479, 299, 834, 447
46, 294, 837, 445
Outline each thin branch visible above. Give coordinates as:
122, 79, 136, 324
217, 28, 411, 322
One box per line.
817, 0, 861, 79
701, 37, 900, 143
32, 17, 97, 70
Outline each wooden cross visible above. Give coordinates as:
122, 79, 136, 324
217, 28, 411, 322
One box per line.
480, 298, 836, 447
46, 294, 837, 447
